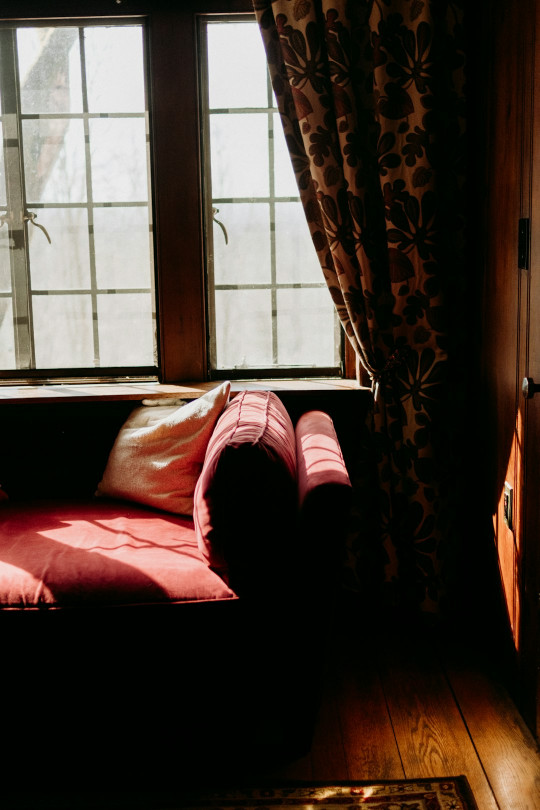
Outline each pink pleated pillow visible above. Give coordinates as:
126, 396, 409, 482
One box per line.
96, 382, 230, 515
194, 390, 297, 595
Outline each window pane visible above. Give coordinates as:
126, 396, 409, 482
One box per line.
94, 207, 152, 289
90, 118, 148, 202
210, 114, 269, 198
0, 229, 10, 292
17, 27, 83, 114
275, 202, 322, 284
22, 118, 86, 203
32, 294, 94, 367
0, 299, 15, 368
0, 139, 9, 289
0, 121, 6, 207
84, 26, 145, 113
204, 19, 341, 376
277, 288, 339, 366
97, 293, 155, 367
1, 21, 156, 376
213, 203, 271, 285
215, 289, 272, 368
273, 113, 299, 198
207, 23, 268, 109
28, 208, 90, 290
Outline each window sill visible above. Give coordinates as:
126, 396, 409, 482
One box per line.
0, 378, 369, 405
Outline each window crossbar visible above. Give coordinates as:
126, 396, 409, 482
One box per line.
30, 288, 152, 295
212, 196, 300, 204
214, 283, 326, 291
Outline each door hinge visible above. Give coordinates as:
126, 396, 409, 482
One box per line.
519, 217, 530, 270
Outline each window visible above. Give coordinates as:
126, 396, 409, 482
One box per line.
0, 2, 346, 385
201, 18, 341, 376
0, 21, 156, 379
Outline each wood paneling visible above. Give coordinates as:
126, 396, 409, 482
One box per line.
521, 0, 540, 740
478, 0, 527, 632
476, 0, 539, 735
149, 8, 206, 381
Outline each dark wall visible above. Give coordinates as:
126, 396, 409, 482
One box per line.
0, 389, 371, 501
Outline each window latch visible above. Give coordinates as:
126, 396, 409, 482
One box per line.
24, 211, 52, 244
212, 207, 228, 245
0, 210, 52, 244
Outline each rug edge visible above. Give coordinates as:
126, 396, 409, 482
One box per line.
178, 775, 479, 809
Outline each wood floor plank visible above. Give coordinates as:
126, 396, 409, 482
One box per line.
310, 670, 350, 780
267, 751, 314, 782
333, 640, 405, 781
442, 649, 540, 810
377, 632, 499, 810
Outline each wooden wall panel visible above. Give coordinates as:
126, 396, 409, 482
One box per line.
476, 0, 538, 735
478, 0, 525, 643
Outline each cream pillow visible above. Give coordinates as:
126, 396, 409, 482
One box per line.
96, 382, 230, 515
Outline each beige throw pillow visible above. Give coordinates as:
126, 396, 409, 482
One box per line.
96, 382, 230, 515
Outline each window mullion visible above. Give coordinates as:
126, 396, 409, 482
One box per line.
78, 27, 100, 368
267, 72, 278, 365
0, 28, 34, 370
199, 19, 215, 374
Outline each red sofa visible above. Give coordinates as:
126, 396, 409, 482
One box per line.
0, 388, 351, 789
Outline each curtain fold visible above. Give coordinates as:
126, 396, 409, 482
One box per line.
253, 0, 466, 615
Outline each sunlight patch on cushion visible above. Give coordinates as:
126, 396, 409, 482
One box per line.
95, 381, 230, 515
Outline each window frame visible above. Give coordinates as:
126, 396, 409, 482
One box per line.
0, 0, 353, 385
199, 14, 343, 379
0, 18, 158, 382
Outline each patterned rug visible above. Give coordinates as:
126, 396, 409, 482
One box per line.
178, 778, 478, 809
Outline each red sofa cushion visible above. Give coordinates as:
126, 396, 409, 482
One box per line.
0, 500, 237, 608
194, 390, 297, 595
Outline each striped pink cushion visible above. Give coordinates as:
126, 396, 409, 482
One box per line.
194, 390, 297, 594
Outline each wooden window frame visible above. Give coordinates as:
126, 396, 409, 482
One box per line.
0, 0, 355, 384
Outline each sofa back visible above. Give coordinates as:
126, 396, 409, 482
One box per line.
195, 390, 352, 599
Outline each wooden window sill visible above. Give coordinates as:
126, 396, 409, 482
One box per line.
0, 378, 368, 405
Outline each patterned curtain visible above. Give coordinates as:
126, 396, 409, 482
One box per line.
253, 0, 466, 615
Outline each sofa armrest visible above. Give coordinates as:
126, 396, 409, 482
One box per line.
295, 410, 353, 581
296, 410, 352, 511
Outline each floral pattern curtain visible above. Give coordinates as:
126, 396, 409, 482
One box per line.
253, 0, 466, 615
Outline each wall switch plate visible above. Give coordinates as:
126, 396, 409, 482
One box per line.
504, 481, 514, 530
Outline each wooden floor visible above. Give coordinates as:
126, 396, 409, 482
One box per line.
262, 608, 540, 810
4, 600, 540, 810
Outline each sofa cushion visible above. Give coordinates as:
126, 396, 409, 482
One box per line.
96, 382, 230, 515
194, 390, 297, 596
0, 499, 237, 608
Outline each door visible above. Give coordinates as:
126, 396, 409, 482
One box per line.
521, 0, 540, 735
480, 0, 539, 739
